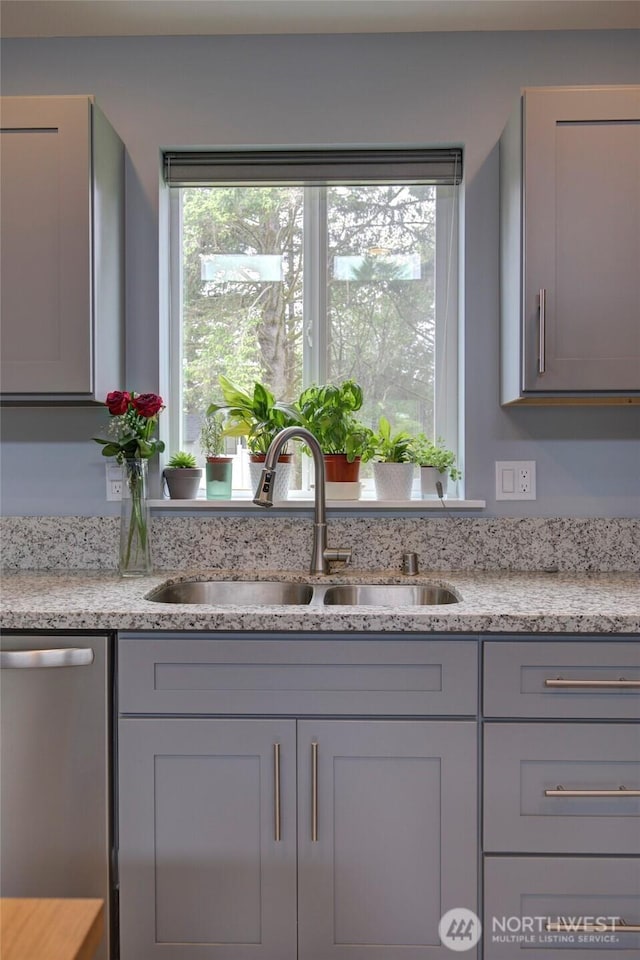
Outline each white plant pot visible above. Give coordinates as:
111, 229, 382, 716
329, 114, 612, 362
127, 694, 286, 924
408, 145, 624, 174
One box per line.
249, 459, 292, 501
372, 461, 415, 501
420, 466, 448, 499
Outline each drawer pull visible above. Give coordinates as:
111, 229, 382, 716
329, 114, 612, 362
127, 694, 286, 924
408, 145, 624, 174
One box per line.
311, 741, 318, 843
546, 919, 640, 934
0, 647, 94, 669
273, 743, 281, 843
545, 784, 640, 798
545, 676, 640, 689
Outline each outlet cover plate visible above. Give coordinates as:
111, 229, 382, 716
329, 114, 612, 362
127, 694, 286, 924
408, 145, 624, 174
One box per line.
106, 462, 122, 501
495, 460, 536, 501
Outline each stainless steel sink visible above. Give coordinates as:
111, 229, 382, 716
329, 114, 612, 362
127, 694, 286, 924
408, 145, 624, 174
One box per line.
320, 584, 459, 606
146, 579, 314, 605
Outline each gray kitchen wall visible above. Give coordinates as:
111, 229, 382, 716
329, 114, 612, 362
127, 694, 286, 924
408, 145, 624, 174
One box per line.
0, 30, 639, 518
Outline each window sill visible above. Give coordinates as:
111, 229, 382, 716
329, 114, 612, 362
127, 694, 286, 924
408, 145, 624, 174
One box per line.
150, 496, 486, 511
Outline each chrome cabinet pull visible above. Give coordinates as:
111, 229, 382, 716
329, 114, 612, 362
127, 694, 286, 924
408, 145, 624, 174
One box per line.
273, 743, 281, 842
0, 648, 94, 669
538, 287, 546, 375
311, 741, 318, 843
547, 919, 640, 934
545, 677, 640, 689
545, 784, 640, 798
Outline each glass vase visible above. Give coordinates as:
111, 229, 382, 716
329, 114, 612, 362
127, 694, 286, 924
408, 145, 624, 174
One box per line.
119, 458, 152, 576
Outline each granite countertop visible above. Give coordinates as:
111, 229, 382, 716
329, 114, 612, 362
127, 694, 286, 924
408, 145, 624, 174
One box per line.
0, 568, 638, 634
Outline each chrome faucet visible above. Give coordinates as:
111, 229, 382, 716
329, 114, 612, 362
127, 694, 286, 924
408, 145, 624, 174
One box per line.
253, 426, 352, 574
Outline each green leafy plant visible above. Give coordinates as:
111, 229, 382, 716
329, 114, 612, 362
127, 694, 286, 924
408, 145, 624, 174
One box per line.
199, 411, 227, 458
413, 435, 462, 480
166, 451, 197, 469
207, 376, 300, 455
368, 416, 415, 463
297, 380, 373, 462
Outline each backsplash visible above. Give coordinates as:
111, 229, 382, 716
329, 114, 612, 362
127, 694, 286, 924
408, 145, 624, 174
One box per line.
1, 515, 637, 572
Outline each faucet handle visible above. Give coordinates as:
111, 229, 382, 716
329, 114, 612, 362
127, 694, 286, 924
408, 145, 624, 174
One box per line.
324, 547, 352, 567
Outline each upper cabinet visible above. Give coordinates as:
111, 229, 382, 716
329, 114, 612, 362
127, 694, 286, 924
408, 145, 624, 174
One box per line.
0, 96, 124, 403
500, 85, 640, 405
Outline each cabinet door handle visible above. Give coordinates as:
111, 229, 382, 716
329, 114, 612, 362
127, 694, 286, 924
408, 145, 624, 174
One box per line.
0, 648, 94, 669
537, 288, 546, 375
273, 743, 281, 842
544, 677, 640, 689
311, 741, 318, 843
545, 785, 640, 798
547, 920, 640, 934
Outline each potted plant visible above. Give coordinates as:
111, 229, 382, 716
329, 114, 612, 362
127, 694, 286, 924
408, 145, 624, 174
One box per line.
297, 381, 373, 496
162, 451, 203, 500
413, 435, 462, 499
200, 411, 234, 499
208, 376, 300, 500
368, 417, 416, 501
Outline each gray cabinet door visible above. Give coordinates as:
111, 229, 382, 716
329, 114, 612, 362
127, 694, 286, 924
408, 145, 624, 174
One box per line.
522, 86, 640, 394
500, 85, 640, 403
0, 96, 123, 400
484, 723, 640, 854
524, 87, 640, 391
297, 720, 478, 960
484, 857, 640, 959
118, 718, 297, 960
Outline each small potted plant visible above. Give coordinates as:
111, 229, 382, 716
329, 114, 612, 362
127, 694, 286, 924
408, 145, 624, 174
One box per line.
368, 416, 416, 501
208, 376, 300, 500
200, 411, 234, 499
162, 451, 203, 500
413, 435, 462, 498
297, 380, 373, 496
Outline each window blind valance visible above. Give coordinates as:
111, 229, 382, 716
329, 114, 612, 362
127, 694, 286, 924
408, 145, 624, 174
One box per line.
163, 147, 463, 186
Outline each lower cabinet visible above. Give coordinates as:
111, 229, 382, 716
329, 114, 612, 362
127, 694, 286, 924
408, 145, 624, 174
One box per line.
484, 858, 640, 959
118, 716, 477, 960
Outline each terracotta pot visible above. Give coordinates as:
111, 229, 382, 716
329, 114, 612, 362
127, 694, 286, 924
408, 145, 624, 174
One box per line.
249, 453, 292, 501
323, 454, 361, 483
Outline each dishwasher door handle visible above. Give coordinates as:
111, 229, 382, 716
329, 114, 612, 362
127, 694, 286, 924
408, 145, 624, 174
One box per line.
0, 648, 95, 669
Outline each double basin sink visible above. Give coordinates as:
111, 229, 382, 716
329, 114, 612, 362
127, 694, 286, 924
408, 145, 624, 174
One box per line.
146, 578, 459, 607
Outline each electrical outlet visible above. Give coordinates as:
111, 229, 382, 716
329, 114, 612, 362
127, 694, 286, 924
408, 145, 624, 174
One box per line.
105, 463, 122, 501
495, 460, 536, 501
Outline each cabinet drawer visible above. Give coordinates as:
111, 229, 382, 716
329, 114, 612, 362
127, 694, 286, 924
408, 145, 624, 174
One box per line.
484, 857, 640, 959
484, 640, 640, 719
119, 634, 478, 716
484, 723, 640, 854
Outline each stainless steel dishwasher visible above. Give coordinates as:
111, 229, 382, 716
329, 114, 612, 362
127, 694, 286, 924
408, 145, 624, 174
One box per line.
0, 632, 113, 960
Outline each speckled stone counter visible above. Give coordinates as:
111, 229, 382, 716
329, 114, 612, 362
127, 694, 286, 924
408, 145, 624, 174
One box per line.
1, 568, 638, 634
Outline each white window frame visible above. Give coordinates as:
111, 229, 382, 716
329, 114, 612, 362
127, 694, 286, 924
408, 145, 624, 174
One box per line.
164, 158, 462, 501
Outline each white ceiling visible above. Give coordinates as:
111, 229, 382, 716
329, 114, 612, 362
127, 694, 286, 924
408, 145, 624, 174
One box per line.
2, 0, 640, 39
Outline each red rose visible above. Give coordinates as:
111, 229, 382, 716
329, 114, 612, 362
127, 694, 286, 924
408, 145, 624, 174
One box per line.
131, 393, 164, 418
105, 390, 130, 415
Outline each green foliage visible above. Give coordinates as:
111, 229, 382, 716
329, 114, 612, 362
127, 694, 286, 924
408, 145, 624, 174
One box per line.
179, 183, 439, 434
167, 451, 198, 469
368, 416, 416, 463
297, 380, 373, 461
207, 375, 300, 455
199, 412, 227, 457
413, 435, 462, 480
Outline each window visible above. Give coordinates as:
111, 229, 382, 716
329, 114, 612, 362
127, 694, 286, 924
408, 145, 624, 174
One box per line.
165, 148, 462, 495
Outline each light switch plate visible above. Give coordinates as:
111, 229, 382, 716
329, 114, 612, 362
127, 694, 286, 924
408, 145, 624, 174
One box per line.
495, 460, 536, 500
